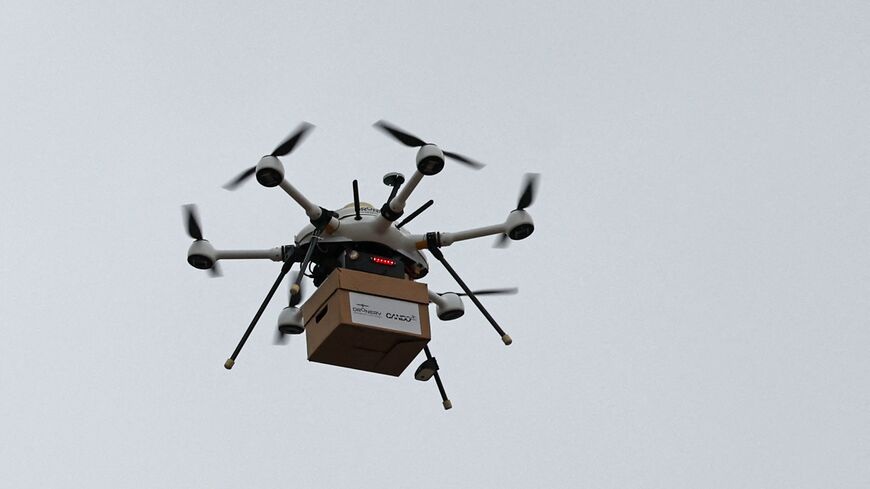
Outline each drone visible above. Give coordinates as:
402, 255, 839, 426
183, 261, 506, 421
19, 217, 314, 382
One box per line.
183, 120, 538, 409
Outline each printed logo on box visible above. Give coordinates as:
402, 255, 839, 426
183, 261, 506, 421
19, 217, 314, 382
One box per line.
348, 292, 422, 334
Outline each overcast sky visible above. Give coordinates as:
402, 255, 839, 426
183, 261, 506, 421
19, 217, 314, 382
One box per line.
1, 1, 868, 488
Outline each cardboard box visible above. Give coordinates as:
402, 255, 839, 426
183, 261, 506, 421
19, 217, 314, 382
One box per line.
302, 268, 430, 376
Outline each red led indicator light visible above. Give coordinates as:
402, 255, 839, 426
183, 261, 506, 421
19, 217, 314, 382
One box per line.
370, 256, 396, 266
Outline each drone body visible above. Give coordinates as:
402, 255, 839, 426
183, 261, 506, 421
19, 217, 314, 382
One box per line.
183, 121, 538, 410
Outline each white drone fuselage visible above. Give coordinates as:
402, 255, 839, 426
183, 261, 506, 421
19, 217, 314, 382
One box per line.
293, 201, 431, 278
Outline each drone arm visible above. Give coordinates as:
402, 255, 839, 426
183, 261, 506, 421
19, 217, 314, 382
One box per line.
374, 170, 426, 231
216, 247, 285, 261
278, 179, 340, 232
188, 243, 294, 274
442, 224, 506, 246
278, 179, 320, 218
411, 210, 534, 249
387, 170, 424, 215
411, 224, 505, 249
428, 289, 446, 306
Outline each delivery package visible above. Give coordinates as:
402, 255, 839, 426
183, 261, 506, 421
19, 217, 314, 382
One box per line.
301, 268, 430, 376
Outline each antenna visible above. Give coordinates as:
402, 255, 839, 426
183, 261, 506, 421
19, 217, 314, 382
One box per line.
396, 199, 434, 229
352, 180, 362, 220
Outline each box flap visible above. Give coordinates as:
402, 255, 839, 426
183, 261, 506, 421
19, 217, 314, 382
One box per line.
303, 268, 428, 322
334, 268, 428, 303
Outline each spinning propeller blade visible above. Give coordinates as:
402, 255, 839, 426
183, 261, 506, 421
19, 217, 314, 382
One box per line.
271, 122, 314, 157
516, 173, 539, 210
443, 150, 485, 169
273, 328, 289, 345
374, 120, 426, 147
222, 167, 256, 191
457, 287, 518, 297
374, 120, 485, 169
183, 204, 203, 240
223, 122, 315, 190
443, 287, 518, 297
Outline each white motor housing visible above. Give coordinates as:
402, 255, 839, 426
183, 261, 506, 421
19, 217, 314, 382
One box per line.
432, 292, 465, 321
416, 144, 445, 175
256, 155, 285, 187
504, 209, 535, 241
187, 240, 217, 270
277, 306, 304, 334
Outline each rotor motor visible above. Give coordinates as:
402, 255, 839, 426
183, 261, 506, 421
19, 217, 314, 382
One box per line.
415, 144, 445, 175
277, 306, 304, 335
255, 155, 285, 187
187, 240, 217, 270
504, 209, 535, 241
433, 292, 465, 321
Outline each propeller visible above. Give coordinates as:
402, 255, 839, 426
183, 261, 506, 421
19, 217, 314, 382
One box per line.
274, 280, 305, 345
223, 122, 315, 190
373, 120, 485, 169
495, 173, 539, 248
273, 327, 289, 345
443, 287, 518, 297
182, 204, 222, 277
183, 204, 203, 240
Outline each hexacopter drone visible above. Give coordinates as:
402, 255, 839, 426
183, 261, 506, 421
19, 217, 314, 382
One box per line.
183, 120, 538, 409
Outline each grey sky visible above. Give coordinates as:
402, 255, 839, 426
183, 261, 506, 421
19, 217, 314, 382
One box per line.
1, 1, 868, 487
